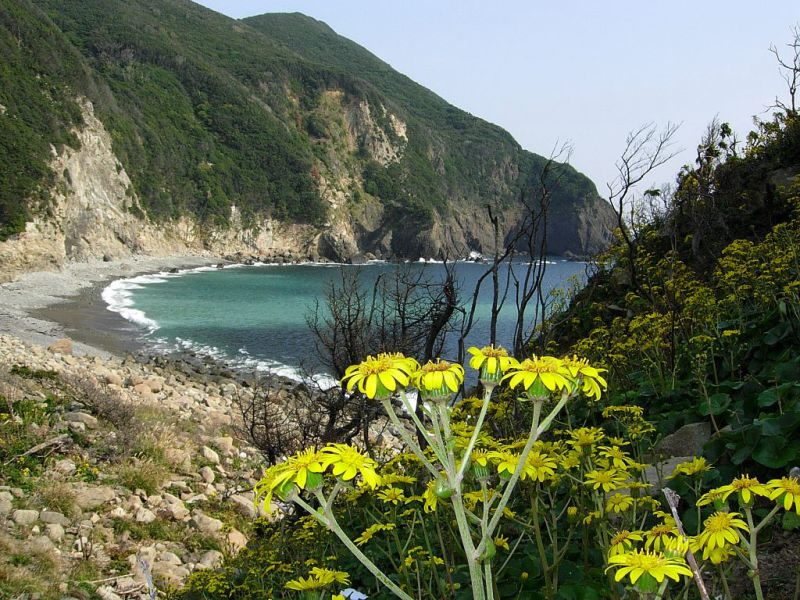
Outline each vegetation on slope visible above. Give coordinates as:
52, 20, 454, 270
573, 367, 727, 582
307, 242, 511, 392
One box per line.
0, 0, 607, 254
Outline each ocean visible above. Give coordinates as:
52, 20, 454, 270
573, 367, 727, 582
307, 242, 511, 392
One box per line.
101, 259, 588, 386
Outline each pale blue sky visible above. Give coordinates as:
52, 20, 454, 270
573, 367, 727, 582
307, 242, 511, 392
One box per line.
197, 0, 798, 195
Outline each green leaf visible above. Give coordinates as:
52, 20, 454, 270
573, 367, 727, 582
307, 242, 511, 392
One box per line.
752, 437, 800, 468
783, 511, 800, 531
763, 321, 791, 345
758, 387, 781, 407
698, 393, 731, 416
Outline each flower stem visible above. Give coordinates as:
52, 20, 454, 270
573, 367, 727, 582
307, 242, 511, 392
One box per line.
455, 386, 493, 484
381, 398, 439, 478
744, 507, 765, 600
296, 492, 414, 600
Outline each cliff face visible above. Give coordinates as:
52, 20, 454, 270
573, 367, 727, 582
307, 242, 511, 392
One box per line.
0, 0, 616, 276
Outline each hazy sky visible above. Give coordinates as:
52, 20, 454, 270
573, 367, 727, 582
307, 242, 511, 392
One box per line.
196, 0, 798, 194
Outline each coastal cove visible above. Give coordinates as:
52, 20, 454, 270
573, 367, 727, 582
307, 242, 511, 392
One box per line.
101, 258, 588, 384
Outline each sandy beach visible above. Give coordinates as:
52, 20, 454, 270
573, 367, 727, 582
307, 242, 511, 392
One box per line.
0, 256, 218, 357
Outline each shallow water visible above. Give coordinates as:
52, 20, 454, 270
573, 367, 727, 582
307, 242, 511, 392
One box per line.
103, 259, 587, 383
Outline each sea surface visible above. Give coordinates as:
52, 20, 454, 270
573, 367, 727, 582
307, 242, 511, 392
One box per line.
102, 259, 588, 385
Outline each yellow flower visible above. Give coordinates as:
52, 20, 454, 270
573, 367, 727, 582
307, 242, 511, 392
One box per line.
598, 445, 635, 469
341, 353, 418, 399
501, 355, 573, 398
320, 444, 381, 488
694, 511, 748, 558
377, 487, 405, 505
767, 476, 800, 514
606, 493, 634, 514
285, 567, 349, 591
568, 427, 605, 448
354, 522, 396, 546
669, 457, 712, 479
561, 354, 607, 400
584, 469, 628, 493
606, 549, 692, 588
714, 474, 770, 505
524, 451, 558, 483
645, 522, 679, 552
609, 530, 644, 556
602, 405, 644, 418
467, 345, 516, 382
411, 359, 464, 399
494, 534, 510, 551
488, 449, 520, 479
422, 479, 439, 512
696, 488, 727, 507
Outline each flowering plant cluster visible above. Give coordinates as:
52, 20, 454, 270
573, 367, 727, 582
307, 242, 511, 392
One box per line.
255, 346, 608, 599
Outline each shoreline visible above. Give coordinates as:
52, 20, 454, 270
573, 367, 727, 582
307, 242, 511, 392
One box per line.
0, 255, 218, 358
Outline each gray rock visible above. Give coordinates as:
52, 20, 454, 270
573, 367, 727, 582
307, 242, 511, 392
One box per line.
201, 446, 220, 465
158, 551, 182, 565
45, 523, 65, 543
213, 436, 235, 456
135, 508, 157, 523
40, 510, 70, 526
47, 338, 73, 355
656, 422, 712, 458
191, 512, 223, 534
73, 485, 117, 510
228, 494, 257, 519
152, 561, 190, 587
0, 495, 12, 516
12, 509, 39, 525
227, 528, 248, 553
196, 550, 224, 569
63, 411, 99, 429
97, 585, 123, 600
198, 466, 215, 484
54, 459, 77, 476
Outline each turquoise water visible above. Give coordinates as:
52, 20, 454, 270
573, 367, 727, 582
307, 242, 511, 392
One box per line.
103, 260, 587, 382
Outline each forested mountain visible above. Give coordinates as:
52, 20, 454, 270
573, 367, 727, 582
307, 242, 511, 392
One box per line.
0, 0, 614, 262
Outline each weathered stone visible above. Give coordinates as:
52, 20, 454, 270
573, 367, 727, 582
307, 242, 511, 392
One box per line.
198, 466, 215, 484
73, 485, 117, 510
12, 509, 39, 525
40, 510, 70, 526
151, 561, 190, 587
213, 436, 235, 456
54, 459, 77, 475
0, 495, 12, 516
201, 446, 220, 465
228, 494, 257, 519
132, 383, 153, 400
63, 411, 98, 429
656, 422, 712, 458
135, 507, 157, 523
158, 551, 182, 565
45, 523, 65, 543
97, 585, 123, 600
226, 528, 248, 553
191, 512, 223, 534
47, 338, 73, 355
196, 550, 224, 569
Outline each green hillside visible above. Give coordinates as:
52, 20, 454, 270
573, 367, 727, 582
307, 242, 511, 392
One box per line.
0, 0, 611, 256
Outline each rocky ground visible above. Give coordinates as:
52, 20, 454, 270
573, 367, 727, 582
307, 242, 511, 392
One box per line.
0, 333, 283, 599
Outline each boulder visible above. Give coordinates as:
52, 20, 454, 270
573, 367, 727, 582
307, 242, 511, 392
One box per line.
63, 411, 99, 429
135, 508, 157, 524
226, 529, 248, 553
656, 422, 712, 458
47, 338, 73, 355
196, 550, 223, 570
228, 494, 257, 519
198, 466, 215, 484
54, 459, 77, 476
191, 512, 223, 534
0, 494, 12, 516
213, 436, 236, 456
73, 485, 117, 510
201, 446, 220, 465
151, 562, 190, 587
45, 523, 65, 543
12, 509, 39, 526
40, 510, 70, 526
